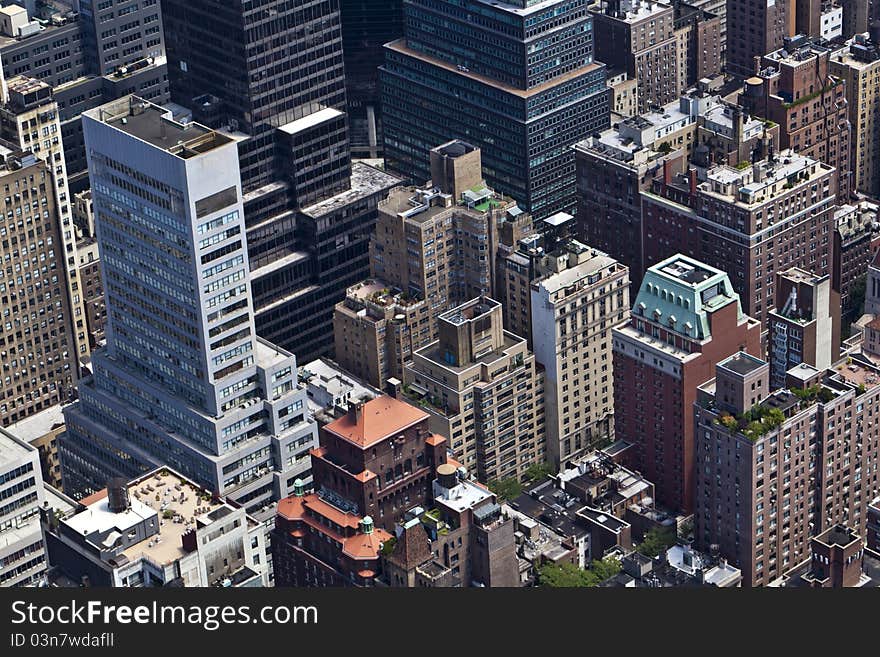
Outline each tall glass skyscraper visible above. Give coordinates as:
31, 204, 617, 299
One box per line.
341, 0, 404, 159
59, 97, 319, 519
162, 0, 400, 362
381, 0, 610, 219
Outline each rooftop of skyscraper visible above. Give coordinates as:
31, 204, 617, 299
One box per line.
85, 96, 233, 158
64, 468, 258, 571
531, 241, 621, 294
300, 162, 401, 218
701, 150, 831, 207
592, 0, 673, 23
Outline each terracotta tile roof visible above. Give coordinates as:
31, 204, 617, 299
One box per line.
277, 493, 363, 532
276, 495, 306, 521
425, 434, 447, 447
324, 395, 428, 448
867, 317, 880, 331
343, 527, 393, 560
79, 489, 108, 506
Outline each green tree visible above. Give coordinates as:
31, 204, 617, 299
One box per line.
488, 477, 522, 502
537, 561, 595, 587
537, 557, 621, 587
523, 462, 553, 483
590, 556, 622, 583
636, 527, 676, 558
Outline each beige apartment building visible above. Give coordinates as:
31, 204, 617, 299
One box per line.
334, 141, 525, 388
0, 76, 89, 367
530, 240, 631, 467
400, 296, 545, 483
830, 33, 880, 198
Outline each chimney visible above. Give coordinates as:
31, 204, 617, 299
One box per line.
732, 105, 743, 146
348, 400, 365, 424
107, 477, 130, 513
663, 158, 674, 187
688, 168, 698, 201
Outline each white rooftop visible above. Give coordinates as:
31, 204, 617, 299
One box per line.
255, 337, 292, 370
433, 478, 492, 513
4, 404, 66, 444
65, 495, 155, 537
533, 250, 618, 295
0, 431, 33, 470
278, 107, 344, 136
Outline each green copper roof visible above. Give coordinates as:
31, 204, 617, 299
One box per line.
633, 254, 743, 341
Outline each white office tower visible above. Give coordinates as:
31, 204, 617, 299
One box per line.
59, 97, 318, 520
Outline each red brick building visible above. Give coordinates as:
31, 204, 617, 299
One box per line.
612, 255, 762, 512
740, 36, 852, 201
642, 150, 837, 329
271, 396, 448, 586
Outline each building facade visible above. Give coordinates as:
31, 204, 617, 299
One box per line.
726, 0, 790, 78
161, 0, 400, 362
642, 150, 838, 329
740, 37, 853, 201
401, 296, 545, 483
381, 0, 609, 219
532, 241, 630, 467
590, 0, 681, 113
271, 395, 451, 587
768, 268, 839, 389
830, 32, 880, 200
0, 77, 91, 367
334, 142, 516, 388
694, 352, 880, 586
0, 429, 68, 587
44, 468, 269, 587
58, 98, 319, 519
0, 146, 77, 424
340, 0, 404, 159
612, 254, 762, 512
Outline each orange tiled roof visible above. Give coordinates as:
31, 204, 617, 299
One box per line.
867, 317, 880, 331
324, 395, 428, 448
276, 495, 305, 521
277, 493, 362, 530
425, 434, 447, 447
343, 527, 393, 560
79, 489, 109, 506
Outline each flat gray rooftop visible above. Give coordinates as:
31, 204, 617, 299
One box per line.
720, 353, 766, 376
94, 97, 232, 157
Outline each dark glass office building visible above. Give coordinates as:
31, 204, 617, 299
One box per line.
380, 0, 609, 219
162, 0, 399, 361
341, 0, 404, 159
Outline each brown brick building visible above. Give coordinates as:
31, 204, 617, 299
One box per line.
673, 2, 722, 90
272, 395, 520, 587
740, 36, 853, 200
334, 141, 520, 388
591, 0, 681, 113
612, 255, 762, 512
694, 352, 880, 586
271, 395, 447, 586
833, 203, 876, 325
382, 464, 519, 587
726, 0, 791, 78
642, 150, 838, 329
